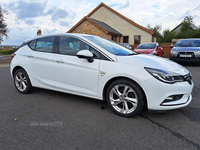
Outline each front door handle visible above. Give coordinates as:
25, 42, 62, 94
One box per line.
56, 59, 64, 63
28, 54, 33, 58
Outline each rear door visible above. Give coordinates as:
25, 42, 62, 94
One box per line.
24, 36, 56, 89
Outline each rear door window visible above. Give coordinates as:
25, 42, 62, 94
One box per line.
35, 37, 55, 53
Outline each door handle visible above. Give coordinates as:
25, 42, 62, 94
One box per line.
56, 59, 64, 63
28, 54, 33, 58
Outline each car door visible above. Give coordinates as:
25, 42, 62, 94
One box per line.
24, 36, 56, 89
156, 44, 162, 56
54, 36, 101, 97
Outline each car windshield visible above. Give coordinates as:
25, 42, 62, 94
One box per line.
136, 43, 156, 49
84, 36, 135, 56
175, 40, 200, 47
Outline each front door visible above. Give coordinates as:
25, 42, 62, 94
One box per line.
54, 36, 100, 97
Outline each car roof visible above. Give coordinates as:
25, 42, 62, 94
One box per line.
178, 39, 200, 41
139, 42, 157, 44
24, 33, 95, 43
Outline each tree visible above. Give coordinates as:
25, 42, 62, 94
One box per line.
176, 16, 197, 39
162, 29, 176, 43
0, 6, 9, 44
181, 16, 193, 32
146, 24, 163, 43
146, 24, 162, 36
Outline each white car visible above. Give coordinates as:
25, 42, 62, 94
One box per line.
10, 33, 194, 117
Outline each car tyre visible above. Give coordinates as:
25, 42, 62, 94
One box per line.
106, 79, 144, 117
14, 69, 33, 94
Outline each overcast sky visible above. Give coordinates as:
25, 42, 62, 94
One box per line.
1, 0, 200, 45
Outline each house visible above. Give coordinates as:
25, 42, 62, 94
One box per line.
67, 3, 157, 45
171, 22, 199, 34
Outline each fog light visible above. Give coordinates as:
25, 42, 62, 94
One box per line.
162, 94, 183, 103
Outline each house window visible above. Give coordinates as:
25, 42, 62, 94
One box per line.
134, 35, 141, 44
123, 36, 129, 43
112, 35, 117, 42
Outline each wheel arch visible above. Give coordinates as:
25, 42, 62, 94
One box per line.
12, 66, 26, 77
103, 76, 148, 109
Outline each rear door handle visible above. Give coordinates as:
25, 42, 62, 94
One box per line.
56, 59, 64, 63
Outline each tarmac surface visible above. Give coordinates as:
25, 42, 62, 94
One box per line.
0, 64, 200, 150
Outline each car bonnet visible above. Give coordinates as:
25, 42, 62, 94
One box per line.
173, 47, 200, 51
116, 54, 186, 73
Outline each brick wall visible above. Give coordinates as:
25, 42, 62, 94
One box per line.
71, 20, 112, 40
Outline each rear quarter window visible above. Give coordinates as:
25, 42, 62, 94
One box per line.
28, 40, 37, 50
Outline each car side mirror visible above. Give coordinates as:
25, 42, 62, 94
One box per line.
77, 50, 94, 63
157, 47, 161, 50
170, 44, 174, 48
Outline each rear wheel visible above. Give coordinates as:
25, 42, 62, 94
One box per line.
106, 79, 144, 117
14, 69, 33, 94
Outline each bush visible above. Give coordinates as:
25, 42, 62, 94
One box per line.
0, 50, 14, 55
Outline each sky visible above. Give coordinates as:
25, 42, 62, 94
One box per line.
1, 0, 200, 45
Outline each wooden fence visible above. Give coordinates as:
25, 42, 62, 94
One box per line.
161, 45, 171, 58
131, 44, 172, 58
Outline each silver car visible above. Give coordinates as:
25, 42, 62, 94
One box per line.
170, 39, 200, 65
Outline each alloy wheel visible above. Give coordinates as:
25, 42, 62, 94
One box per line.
109, 84, 138, 114
15, 72, 28, 92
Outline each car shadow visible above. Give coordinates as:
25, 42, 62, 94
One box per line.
32, 88, 108, 109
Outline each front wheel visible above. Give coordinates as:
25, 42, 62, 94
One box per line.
14, 69, 33, 94
106, 79, 144, 117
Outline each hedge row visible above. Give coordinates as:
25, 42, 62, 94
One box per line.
0, 50, 14, 55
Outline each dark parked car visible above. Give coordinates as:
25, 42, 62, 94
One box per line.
119, 43, 132, 50
134, 43, 164, 57
170, 39, 200, 65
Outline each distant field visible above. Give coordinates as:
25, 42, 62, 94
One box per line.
0, 48, 14, 55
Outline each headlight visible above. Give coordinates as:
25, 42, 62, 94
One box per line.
144, 67, 185, 84
195, 51, 200, 54
150, 51, 156, 55
171, 50, 177, 54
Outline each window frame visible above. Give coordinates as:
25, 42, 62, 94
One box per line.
28, 36, 57, 53
134, 35, 141, 45
28, 40, 37, 50
123, 36, 129, 43
56, 35, 110, 61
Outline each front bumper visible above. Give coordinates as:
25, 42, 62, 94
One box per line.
170, 52, 200, 63
143, 77, 194, 111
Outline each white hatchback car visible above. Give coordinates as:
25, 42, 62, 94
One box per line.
10, 33, 194, 117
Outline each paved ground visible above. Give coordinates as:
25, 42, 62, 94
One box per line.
0, 64, 200, 150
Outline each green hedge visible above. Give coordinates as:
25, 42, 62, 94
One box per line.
0, 50, 14, 55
